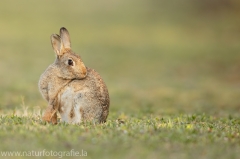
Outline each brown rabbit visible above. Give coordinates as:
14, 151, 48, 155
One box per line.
38, 27, 109, 124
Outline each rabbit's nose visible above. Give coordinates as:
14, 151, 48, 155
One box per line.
81, 64, 87, 76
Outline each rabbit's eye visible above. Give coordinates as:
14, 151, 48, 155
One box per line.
68, 59, 74, 66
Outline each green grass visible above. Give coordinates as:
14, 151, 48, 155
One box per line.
0, 0, 240, 158
0, 114, 239, 159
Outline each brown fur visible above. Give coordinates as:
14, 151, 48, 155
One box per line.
38, 27, 110, 124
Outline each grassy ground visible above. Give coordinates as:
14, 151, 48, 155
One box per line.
0, 114, 239, 159
0, 0, 240, 158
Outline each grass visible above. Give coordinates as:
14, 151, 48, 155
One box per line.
0, 0, 240, 158
0, 114, 239, 159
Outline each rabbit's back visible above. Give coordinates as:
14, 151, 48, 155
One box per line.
58, 68, 109, 123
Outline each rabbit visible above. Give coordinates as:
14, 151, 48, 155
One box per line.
38, 27, 110, 124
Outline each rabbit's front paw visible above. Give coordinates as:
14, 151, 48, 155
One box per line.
42, 106, 57, 124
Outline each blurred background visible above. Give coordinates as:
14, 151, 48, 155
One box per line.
0, 0, 240, 117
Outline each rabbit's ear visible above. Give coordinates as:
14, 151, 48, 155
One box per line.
51, 34, 64, 56
60, 27, 71, 49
